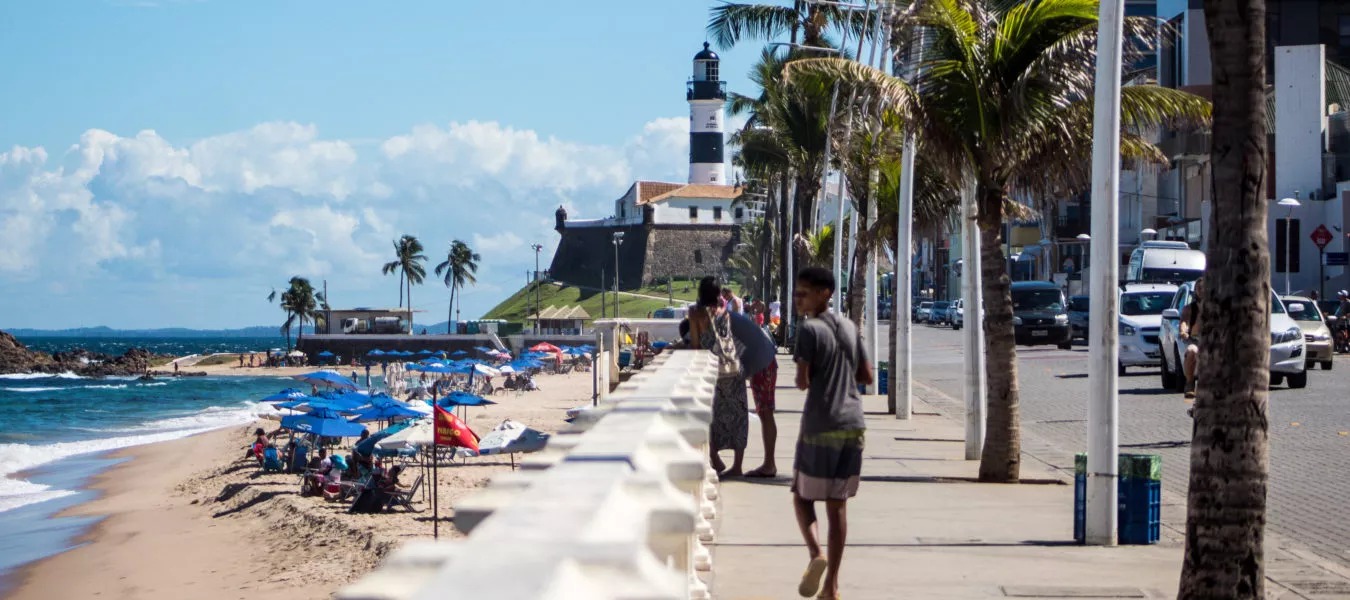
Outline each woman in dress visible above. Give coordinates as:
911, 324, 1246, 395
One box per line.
687, 276, 749, 478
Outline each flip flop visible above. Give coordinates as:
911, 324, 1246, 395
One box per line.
744, 467, 777, 478
798, 556, 828, 597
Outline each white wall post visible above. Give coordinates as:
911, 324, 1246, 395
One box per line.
1085, 0, 1124, 547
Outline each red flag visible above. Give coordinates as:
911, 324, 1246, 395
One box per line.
434, 405, 480, 452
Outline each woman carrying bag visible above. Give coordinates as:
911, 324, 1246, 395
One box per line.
687, 276, 749, 478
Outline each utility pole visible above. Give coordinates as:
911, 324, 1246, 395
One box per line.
612, 232, 625, 319
1086, 0, 1124, 546
531, 244, 543, 334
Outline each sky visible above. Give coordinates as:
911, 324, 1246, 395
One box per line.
0, 0, 766, 330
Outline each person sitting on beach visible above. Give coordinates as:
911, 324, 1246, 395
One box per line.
247, 428, 269, 465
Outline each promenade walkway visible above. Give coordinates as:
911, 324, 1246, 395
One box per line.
711, 360, 1184, 599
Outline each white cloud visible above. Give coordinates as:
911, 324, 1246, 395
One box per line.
0, 116, 702, 329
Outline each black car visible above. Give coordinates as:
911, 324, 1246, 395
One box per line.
1011, 281, 1072, 349
1067, 295, 1089, 340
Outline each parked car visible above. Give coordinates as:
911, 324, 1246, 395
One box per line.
1010, 281, 1072, 349
879, 297, 893, 320
1117, 283, 1178, 375
1160, 282, 1307, 390
930, 301, 952, 325
951, 298, 965, 330
1283, 296, 1332, 370
1126, 240, 1205, 284
1067, 295, 1090, 340
911, 298, 925, 321
916, 301, 934, 323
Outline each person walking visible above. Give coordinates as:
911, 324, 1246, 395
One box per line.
688, 277, 749, 478
791, 266, 872, 600
1181, 278, 1205, 399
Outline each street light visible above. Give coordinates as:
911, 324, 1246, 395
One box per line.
612, 232, 625, 318
1278, 195, 1301, 295
531, 243, 544, 334
1140, 228, 1157, 242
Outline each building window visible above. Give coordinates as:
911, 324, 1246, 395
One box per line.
706, 62, 719, 82
714, 206, 723, 220
689, 206, 698, 220
619, 205, 625, 218
694, 250, 703, 264
1275, 218, 1301, 273
735, 207, 744, 219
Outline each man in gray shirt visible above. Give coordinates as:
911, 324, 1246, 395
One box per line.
790, 266, 871, 600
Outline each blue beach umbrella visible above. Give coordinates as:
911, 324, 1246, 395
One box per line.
317, 350, 335, 357
280, 414, 367, 437
417, 349, 435, 355
260, 388, 307, 403
349, 403, 426, 422
438, 391, 497, 408
473, 346, 492, 353
367, 349, 387, 357
293, 370, 360, 390
450, 350, 469, 358
354, 420, 414, 455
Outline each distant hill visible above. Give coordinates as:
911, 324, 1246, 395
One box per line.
5, 325, 315, 338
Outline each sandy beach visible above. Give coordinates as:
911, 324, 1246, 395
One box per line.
5, 369, 597, 600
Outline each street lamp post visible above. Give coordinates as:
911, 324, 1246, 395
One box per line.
1278, 196, 1301, 295
1086, 0, 1124, 547
531, 243, 543, 334
612, 232, 625, 318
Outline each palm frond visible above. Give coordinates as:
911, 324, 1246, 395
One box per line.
707, 3, 800, 49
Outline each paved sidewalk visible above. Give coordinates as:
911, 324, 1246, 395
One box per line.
711, 360, 1180, 600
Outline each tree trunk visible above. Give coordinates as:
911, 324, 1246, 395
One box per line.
398, 272, 404, 308
449, 283, 456, 334
1178, 0, 1269, 596
887, 274, 898, 414
779, 175, 794, 346
847, 217, 869, 327
976, 186, 1021, 483
407, 279, 414, 333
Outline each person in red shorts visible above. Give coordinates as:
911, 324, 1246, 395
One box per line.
728, 308, 780, 478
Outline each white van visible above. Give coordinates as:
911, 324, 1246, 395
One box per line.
1126, 241, 1206, 284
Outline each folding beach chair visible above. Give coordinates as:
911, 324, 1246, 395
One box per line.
261, 447, 284, 473
385, 472, 424, 513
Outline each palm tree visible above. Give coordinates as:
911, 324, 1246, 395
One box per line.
788, 0, 1211, 481
434, 239, 482, 330
726, 217, 776, 299
382, 235, 427, 333
1178, 0, 1270, 596
708, 1, 874, 51
268, 277, 318, 350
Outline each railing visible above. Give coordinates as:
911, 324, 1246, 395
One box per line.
339, 349, 720, 600
686, 80, 727, 100
1055, 214, 1091, 237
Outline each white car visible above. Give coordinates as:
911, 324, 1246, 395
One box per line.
951, 298, 965, 330
1117, 283, 1178, 375
1159, 282, 1307, 390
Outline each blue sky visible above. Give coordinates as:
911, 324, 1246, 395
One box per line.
0, 0, 764, 329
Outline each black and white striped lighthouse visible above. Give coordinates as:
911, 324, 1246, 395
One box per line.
688, 42, 727, 185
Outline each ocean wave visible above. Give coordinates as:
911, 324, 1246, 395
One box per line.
1, 387, 63, 393
0, 402, 269, 514
137, 382, 169, 387
82, 384, 129, 390
0, 372, 84, 381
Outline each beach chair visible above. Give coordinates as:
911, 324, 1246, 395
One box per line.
261, 447, 284, 473
385, 473, 424, 513
287, 443, 310, 474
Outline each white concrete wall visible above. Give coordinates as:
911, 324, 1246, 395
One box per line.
339, 350, 721, 600
1271, 45, 1328, 295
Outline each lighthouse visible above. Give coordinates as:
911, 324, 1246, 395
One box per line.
688, 42, 727, 185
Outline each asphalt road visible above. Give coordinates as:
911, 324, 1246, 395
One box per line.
879, 320, 1350, 569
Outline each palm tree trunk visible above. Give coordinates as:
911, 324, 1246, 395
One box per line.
847, 221, 868, 327
1178, 0, 1270, 596
887, 277, 898, 414
448, 284, 455, 334
407, 279, 414, 333
779, 174, 794, 346
398, 272, 404, 308
976, 187, 1021, 483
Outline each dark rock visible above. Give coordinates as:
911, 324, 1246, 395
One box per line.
0, 329, 174, 377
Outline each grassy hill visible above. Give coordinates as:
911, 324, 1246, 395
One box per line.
483, 281, 696, 325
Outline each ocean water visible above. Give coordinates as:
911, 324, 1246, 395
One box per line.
0, 370, 292, 582
15, 336, 282, 357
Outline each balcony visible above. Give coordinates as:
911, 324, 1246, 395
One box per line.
1055, 214, 1091, 238
1158, 130, 1211, 161
687, 80, 727, 100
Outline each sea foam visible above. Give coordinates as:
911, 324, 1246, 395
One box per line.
0, 402, 269, 514
0, 372, 84, 381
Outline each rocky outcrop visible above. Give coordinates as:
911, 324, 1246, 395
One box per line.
0, 330, 170, 377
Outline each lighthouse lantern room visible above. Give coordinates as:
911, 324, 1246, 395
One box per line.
688, 42, 727, 185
